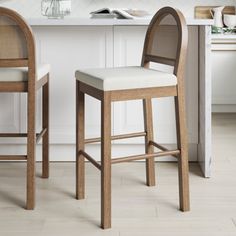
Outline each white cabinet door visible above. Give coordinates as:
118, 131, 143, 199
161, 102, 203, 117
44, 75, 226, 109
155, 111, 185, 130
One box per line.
113, 26, 199, 161
31, 26, 113, 143
212, 43, 236, 105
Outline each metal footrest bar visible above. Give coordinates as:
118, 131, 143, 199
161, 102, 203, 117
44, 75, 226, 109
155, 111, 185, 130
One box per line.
111, 149, 180, 164
79, 150, 101, 170
149, 141, 179, 158
85, 131, 146, 144
0, 155, 27, 161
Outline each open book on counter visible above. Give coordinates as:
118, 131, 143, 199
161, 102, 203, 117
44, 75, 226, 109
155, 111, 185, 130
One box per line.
90, 8, 151, 19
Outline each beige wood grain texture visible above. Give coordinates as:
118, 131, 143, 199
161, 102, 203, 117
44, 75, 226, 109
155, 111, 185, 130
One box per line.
0, 7, 50, 210
36, 75, 48, 90
0, 81, 27, 92
0, 155, 27, 160
85, 132, 146, 144
26, 66, 36, 210
0, 131, 46, 139
175, 95, 190, 211
111, 150, 181, 164
42, 75, 49, 178
79, 150, 101, 170
150, 141, 179, 158
75, 6, 189, 229
143, 98, 155, 187
195, 6, 236, 19
36, 128, 47, 144
0, 18, 27, 59
101, 92, 112, 229
0, 59, 28, 67
110, 86, 177, 101
76, 81, 85, 200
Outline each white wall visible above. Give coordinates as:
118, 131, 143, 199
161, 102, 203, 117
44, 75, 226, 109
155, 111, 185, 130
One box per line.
0, 0, 235, 18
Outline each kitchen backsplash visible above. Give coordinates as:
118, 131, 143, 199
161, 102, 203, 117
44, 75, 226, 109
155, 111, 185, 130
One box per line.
0, 0, 235, 18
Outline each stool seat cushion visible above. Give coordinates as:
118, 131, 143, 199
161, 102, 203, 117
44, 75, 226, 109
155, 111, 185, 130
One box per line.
0, 64, 50, 82
75, 66, 177, 91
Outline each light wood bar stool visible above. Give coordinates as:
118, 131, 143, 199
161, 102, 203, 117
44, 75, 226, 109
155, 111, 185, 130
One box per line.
75, 7, 190, 229
0, 7, 50, 209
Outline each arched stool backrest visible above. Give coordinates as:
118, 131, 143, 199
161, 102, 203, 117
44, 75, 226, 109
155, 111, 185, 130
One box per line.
141, 7, 188, 81
0, 7, 36, 85
0, 7, 50, 211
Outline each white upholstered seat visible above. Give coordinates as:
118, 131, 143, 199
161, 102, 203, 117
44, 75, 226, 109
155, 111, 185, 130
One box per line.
0, 64, 50, 82
75, 66, 177, 91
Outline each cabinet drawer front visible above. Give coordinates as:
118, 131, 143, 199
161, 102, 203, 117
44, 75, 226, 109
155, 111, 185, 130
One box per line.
212, 49, 236, 104
212, 43, 236, 51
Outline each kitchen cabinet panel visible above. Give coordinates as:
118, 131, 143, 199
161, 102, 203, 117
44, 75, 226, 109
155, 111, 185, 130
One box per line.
212, 43, 236, 105
34, 26, 113, 143
0, 26, 113, 144
198, 25, 212, 178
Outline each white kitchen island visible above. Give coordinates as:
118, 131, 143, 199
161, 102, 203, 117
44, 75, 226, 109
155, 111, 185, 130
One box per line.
0, 17, 213, 177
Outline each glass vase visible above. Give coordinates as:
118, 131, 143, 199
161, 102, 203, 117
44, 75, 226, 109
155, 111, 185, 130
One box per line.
41, 0, 71, 19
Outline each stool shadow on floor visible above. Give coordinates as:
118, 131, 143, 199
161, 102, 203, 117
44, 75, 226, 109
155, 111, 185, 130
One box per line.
0, 189, 25, 208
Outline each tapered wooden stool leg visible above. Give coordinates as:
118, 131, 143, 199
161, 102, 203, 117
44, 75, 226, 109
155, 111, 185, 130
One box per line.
143, 98, 155, 186
175, 95, 190, 211
101, 92, 112, 229
76, 81, 85, 199
26, 90, 36, 210
42, 75, 49, 178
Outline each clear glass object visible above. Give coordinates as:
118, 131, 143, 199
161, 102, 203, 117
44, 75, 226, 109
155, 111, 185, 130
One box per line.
41, 0, 71, 19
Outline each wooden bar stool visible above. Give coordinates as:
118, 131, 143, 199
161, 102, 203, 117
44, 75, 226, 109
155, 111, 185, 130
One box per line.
75, 7, 190, 229
0, 7, 50, 209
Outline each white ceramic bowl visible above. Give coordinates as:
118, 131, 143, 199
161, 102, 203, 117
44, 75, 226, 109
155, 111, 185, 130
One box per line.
224, 14, 236, 29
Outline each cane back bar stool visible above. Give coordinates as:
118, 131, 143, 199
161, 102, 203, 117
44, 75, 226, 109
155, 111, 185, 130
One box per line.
75, 7, 190, 229
0, 7, 50, 209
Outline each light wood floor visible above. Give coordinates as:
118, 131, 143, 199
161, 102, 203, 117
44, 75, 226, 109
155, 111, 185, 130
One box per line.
0, 113, 236, 235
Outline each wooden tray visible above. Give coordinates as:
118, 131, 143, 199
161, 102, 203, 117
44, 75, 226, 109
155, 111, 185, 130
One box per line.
195, 6, 236, 19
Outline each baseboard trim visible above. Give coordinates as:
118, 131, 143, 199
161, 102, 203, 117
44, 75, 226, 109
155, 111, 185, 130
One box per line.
212, 104, 236, 113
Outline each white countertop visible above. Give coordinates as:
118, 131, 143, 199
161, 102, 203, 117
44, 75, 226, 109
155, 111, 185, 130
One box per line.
27, 17, 213, 26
